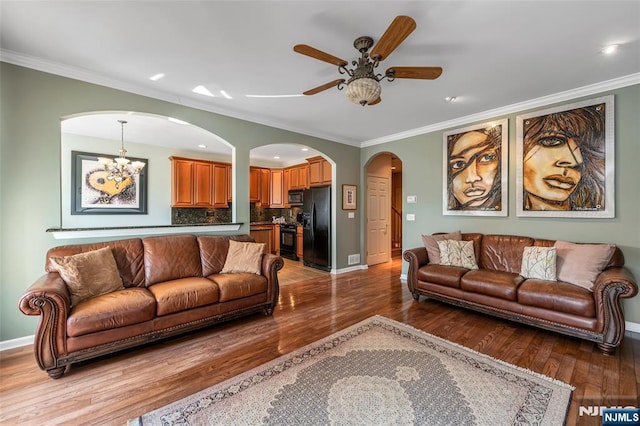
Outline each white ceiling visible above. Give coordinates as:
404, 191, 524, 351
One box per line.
2, 1, 639, 147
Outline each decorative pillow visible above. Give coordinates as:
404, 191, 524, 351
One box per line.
554, 241, 615, 290
221, 240, 266, 275
49, 246, 124, 306
521, 246, 557, 281
437, 239, 478, 270
421, 230, 462, 264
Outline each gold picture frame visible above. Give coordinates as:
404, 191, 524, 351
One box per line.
342, 184, 357, 210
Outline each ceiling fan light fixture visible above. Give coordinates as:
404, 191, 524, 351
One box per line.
346, 77, 381, 106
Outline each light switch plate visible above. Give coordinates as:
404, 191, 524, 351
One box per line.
348, 212, 355, 219
407, 195, 417, 203
406, 213, 415, 221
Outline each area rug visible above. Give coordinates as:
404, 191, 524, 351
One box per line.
129, 315, 573, 425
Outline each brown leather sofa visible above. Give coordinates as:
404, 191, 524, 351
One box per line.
19, 234, 284, 378
403, 233, 637, 355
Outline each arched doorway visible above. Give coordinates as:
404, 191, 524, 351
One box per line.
365, 153, 403, 266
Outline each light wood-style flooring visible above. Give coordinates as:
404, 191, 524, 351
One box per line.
1, 257, 638, 425
277, 258, 329, 286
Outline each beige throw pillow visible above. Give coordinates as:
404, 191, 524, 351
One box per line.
421, 231, 462, 264
437, 239, 478, 270
554, 240, 615, 290
50, 246, 124, 306
221, 240, 265, 275
521, 246, 557, 281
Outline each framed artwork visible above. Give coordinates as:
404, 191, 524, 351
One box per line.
71, 151, 148, 215
516, 95, 614, 218
342, 184, 357, 210
442, 118, 508, 216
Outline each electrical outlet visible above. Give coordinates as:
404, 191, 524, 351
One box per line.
407, 195, 417, 203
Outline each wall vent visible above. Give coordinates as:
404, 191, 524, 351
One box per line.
348, 254, 360, 265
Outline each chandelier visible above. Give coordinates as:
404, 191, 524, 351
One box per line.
97, 120, 145, 189
338, 36, 391, 106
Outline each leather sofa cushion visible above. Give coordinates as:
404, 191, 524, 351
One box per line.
518, 279, 596, 317
460, 269, 524, 301
143, 235, 203, 286
417, 264, 466, 288
480, 235, 535, 273
210, 273, 267, 302
149, 277, 220, 316
67, 288, 156, 337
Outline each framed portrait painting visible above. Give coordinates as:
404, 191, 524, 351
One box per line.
516, 95, 614, 218
71, 151, 148, 214
442, 118, 508, 216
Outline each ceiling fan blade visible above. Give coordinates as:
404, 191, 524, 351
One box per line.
294, 44, 348, 66
386, 66, 443, 80
303, 79, 346, 95
370, 15, 416, 61
368, 96, 381, 106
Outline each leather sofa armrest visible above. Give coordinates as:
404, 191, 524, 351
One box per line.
592, 266, 638, 351
18, 272, 71, 375
403, 247, 429, 298
261, 253, 284, 314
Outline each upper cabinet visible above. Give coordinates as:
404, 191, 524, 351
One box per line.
307, 156, 331, 186
170, 156, 229, 208
270, 169, 285, 208
250, 166, 273, 207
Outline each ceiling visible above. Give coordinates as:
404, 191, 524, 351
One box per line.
2, 1, 639, 147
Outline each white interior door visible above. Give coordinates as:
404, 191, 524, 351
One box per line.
367, 175, 390, 266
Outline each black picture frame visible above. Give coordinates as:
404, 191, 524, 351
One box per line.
71, 151, 148, 215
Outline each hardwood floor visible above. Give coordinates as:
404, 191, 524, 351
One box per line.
1, 257, 638, 425
277, 258, 329, 286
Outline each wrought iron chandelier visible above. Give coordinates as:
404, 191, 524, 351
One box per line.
97, 120, 145, 189
337, 36, 395, 106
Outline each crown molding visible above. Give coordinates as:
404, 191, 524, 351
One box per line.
0, 49, 361, 147
2, 49, 637, 150
360, 73, 640, 148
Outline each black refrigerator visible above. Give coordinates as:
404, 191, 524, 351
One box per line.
302, 186, 331, 271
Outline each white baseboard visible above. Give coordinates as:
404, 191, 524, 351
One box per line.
331, 264, 368, 275
0, 335, 33, 351
400, 273, 407, 282
626, 321, 640, 335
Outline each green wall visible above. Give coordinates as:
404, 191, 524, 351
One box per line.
361, 83, 640, 324
0, 63, 361, 341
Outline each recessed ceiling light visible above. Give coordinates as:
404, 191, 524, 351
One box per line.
220, 90, 233, 99
168, 117, 189, 125
193, 85, 215, 97
301, 148, 309, 152
602, 44, 618, 55
198, 144, 207, 149
149, 73, 165, 81
245, 94, 304, 98
274, 156, 280, 159
445, 96, 457, 102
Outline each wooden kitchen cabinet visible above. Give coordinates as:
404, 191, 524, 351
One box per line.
212, 163, 228, 207
283, 169, 291, 208
270, 169, 284, 208
171, 158, 194, 207
260, 168, 270, 207
296, 225, 303, 259
225, 164, 232, 203
286, 163, 310, 190
249, 167, 261, 203
308, 156, 331, 186
170, 156, 229, 208
249, 167, 273, 206
249, 226, 272, 254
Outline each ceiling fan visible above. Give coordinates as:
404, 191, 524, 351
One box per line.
294, 15, 443, 106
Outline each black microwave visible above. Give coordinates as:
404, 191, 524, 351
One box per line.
288, 190, 304, 206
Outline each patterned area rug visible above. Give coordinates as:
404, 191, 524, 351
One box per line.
129, 315, 573, 425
